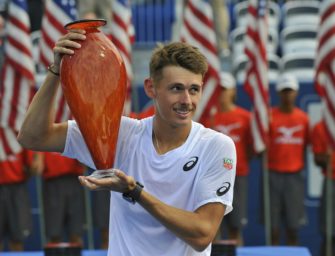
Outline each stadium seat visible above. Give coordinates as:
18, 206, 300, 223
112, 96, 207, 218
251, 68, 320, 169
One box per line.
232, 53, 280, 85
230, 26, 278, 60
282, 0, 320, 28
233, 1, 281, 30
280, 52, 315, 82
280, 25, 318, 55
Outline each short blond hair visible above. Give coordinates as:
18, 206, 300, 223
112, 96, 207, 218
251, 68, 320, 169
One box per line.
149, 42, 208, 82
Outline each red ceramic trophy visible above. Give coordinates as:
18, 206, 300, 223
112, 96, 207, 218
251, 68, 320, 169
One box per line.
60, 19, 127, 177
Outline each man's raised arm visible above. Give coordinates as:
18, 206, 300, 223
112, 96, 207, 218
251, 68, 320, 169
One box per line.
18, 30, 87, 153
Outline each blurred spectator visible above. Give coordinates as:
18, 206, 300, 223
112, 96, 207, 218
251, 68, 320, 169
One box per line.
27, 0, 43, 32
77, 0, 114, 30
311, 120, 335, 255
211, 0, 230, 57
267, 74, 309, 245
40, 152, 86, 246
0, 149, 42, 251
203, 72, 252, 246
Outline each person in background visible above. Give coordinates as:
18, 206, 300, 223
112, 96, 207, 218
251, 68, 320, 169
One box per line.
77, 0, 114, 31
39, 152, 86, 246
267, 73, 309, 245
211, 0, 230, 58
0, 149, 42, 251
27, 0, 43, 32
311, 120, 335, 255
203, 72, 252, 246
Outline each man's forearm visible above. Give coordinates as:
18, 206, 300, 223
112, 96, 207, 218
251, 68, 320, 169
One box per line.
18, 72, 61, 150
138, 190, 225, 252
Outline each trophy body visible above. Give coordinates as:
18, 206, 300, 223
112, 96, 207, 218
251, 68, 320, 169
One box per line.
60, 19, 127, 170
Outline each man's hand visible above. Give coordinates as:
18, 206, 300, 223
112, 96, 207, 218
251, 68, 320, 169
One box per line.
52, 29, 86, 69
78, 169, 136, 192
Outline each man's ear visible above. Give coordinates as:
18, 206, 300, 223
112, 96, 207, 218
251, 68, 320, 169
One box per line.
144, 78, 156, 99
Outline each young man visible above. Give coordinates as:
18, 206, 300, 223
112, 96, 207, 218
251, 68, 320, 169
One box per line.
18, 30, 236, 255
311, 120, 335, 255
267, 73, 309, 245
204, 72, 252, 246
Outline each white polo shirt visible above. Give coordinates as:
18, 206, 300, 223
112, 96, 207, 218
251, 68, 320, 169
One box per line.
63, 116, 236, 256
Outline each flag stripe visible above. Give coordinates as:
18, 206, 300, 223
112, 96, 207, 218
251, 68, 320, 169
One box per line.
315, 1, 335, 149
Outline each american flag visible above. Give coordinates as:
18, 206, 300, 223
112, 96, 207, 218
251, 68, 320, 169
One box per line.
0, 0, 35, 160
39, 0, 77, 122
243, 0, 269, 153
179, 0, 221, 123
314, 0, 335, 149
109, 0, 135, 115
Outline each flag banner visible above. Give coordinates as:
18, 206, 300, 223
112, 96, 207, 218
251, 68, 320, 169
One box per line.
315, 0, 335, 149
243, 0, 270, 153
0, 0, 35, 158
179, 0, 221, 123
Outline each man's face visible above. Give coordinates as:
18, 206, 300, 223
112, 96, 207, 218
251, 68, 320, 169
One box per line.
219, 87, 236, 106
278, 88, 298, 106
150, 66, 203, 127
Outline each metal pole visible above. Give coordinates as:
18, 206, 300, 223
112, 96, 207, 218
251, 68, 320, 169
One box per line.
36, 176, 46, 247
262, 151, 272, 245
325, 152, 333, 256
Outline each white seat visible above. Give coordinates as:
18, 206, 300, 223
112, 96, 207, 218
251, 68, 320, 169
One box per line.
280, 25, 318, 55
230, 26, 278, 60
233, 53, 280, 85
234, 1, 281, 30
282, 0, 320, 28
280, 52, 315, 82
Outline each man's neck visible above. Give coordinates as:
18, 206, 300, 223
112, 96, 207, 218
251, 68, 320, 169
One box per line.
152, 120, 191, 155
220, 103, 235, 112
279, 104, 294, 113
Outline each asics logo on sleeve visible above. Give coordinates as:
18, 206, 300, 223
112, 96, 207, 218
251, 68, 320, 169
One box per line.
183, 157, 199, 171
216, 182, 231, 196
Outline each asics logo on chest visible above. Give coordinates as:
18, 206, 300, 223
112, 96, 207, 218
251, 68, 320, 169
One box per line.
183, 156, 199, 171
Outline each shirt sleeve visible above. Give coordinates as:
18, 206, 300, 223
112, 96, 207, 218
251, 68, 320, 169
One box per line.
62, 117, 142, 170
62, 120, 96, 169
194, 133, 237, 215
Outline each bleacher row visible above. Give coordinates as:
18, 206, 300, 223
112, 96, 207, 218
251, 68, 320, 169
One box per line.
229, 0, 321, 85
